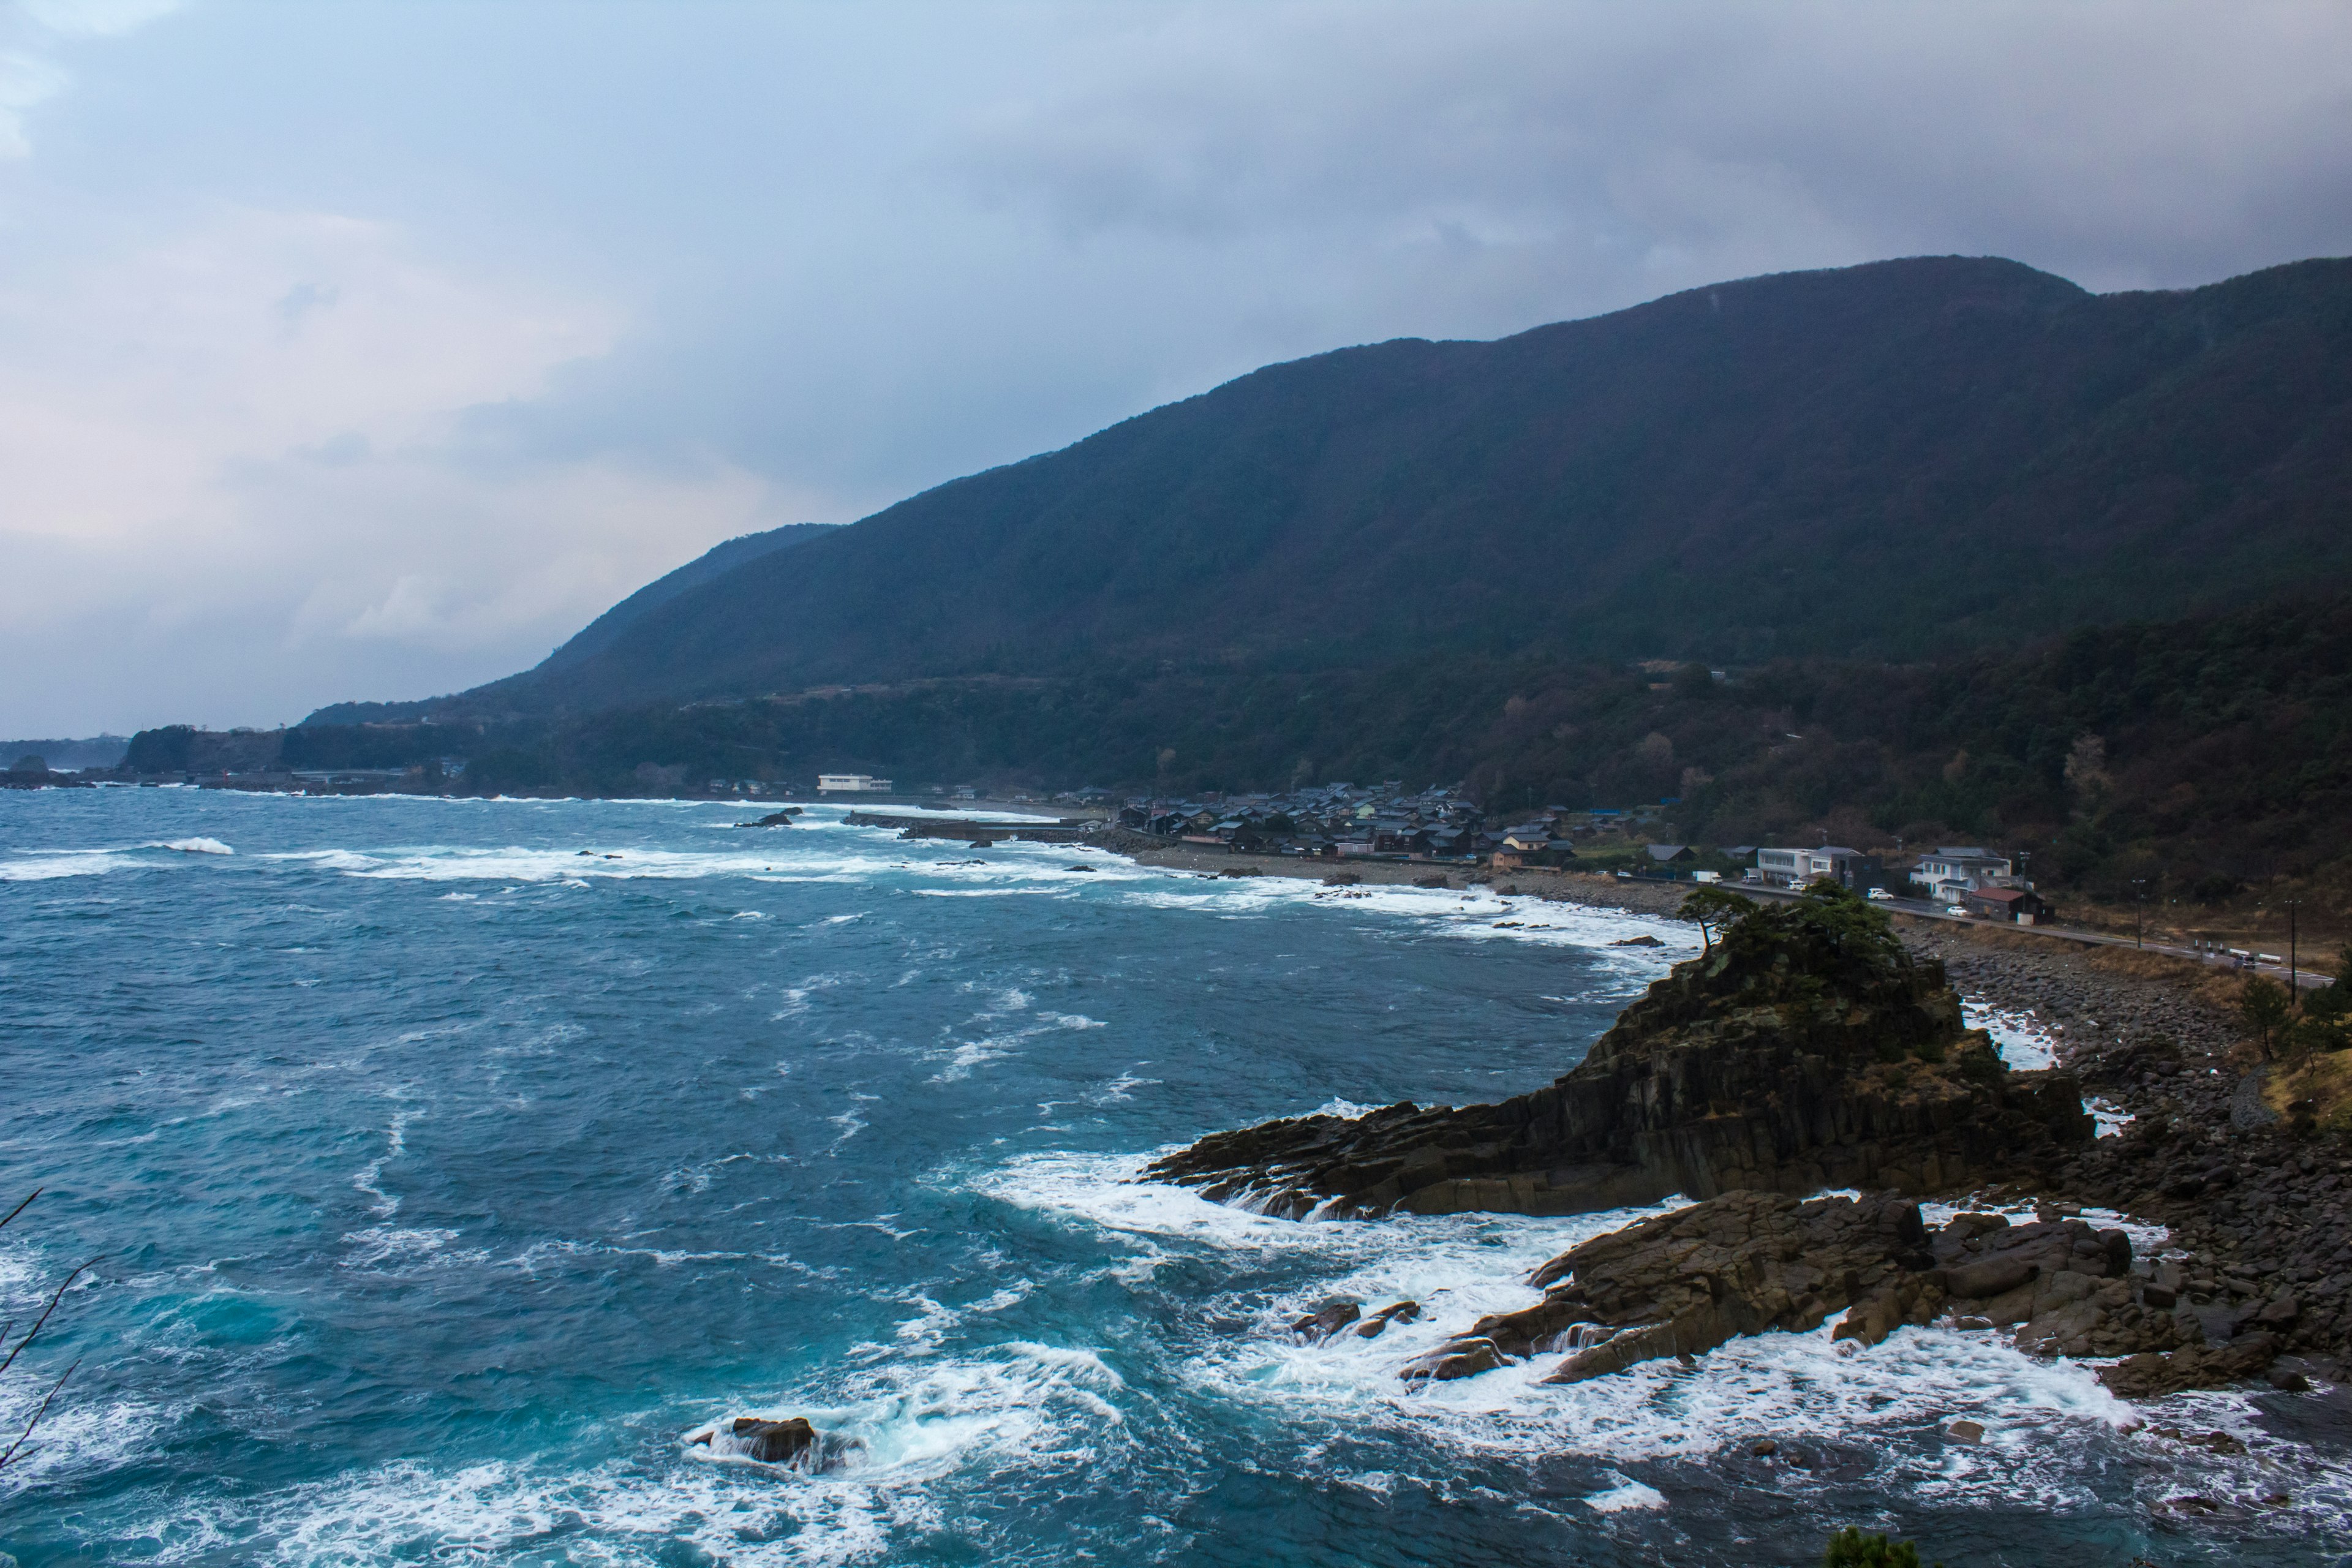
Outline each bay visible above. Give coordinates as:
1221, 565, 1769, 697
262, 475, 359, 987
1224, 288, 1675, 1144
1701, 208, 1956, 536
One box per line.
0, 790, 2336, 1565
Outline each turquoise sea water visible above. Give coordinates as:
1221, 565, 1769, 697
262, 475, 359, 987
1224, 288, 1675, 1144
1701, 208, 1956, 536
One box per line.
2, 790, 2345, 1566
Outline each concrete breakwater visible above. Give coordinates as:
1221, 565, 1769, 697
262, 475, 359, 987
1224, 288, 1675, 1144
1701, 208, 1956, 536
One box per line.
840, 811, 1095, 845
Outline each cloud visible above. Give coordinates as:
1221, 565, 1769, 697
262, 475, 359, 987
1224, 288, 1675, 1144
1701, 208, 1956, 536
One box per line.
0, 47, 66, 157
0, 0, 175, 159
0, 203, 798, 728
946, 2, 2352, 295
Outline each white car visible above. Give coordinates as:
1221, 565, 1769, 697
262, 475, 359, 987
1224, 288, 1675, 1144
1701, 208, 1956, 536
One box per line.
1866, 888, 1896, 901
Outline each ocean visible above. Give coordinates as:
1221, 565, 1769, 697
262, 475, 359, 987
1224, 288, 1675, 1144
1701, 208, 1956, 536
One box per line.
1, 790, 2342, 1566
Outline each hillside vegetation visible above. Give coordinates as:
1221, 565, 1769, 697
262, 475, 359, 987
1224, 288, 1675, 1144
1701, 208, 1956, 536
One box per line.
148, 594, 2341, 916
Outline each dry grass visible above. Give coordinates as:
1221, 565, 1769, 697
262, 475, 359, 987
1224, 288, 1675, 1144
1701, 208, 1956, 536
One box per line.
2264, 1050, 2352, 1134
1925, 918, 2219, 989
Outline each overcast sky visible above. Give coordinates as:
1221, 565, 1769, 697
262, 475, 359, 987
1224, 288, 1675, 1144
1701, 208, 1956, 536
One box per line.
3, 0, 2348, 734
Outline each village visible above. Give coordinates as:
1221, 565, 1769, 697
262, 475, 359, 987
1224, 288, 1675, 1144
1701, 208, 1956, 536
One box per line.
1073, 778, 2057, 923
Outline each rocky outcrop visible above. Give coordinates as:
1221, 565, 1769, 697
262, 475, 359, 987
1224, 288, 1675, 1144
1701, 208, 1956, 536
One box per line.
1401, 1190, 1940, 1385
1393, 1188, 2238, 1389
692, 1415, 821, 1466
2100, 1337, 2282, 1400
1145, 888, 2092, 1219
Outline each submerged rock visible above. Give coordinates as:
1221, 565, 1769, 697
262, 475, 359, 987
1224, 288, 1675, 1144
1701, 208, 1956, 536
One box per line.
1145, 886, 2092, 1219
1291, 1298, 1363, 1343
691, 1415, 821, 1467
1355, 1300, 1422, 1338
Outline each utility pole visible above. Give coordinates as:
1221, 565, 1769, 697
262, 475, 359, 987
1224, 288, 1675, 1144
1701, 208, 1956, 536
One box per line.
2132, 878, 2147, 949
2288, 899, 2301, 992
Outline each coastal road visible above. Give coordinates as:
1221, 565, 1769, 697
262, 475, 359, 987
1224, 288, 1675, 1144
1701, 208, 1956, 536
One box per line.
1702, 878, 2331, 989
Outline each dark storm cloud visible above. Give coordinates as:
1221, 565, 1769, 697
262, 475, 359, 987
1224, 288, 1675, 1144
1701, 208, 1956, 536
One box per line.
2, 1, 2347, 731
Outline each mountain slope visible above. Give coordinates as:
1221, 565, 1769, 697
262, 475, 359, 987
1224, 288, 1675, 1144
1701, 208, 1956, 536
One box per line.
532, 522, 838, 676
443, 254, 2352, 716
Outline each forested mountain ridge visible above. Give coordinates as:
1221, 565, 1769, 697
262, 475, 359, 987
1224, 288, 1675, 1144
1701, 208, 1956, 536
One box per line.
393, 252, 2352, 720
140, 593, 2352, 905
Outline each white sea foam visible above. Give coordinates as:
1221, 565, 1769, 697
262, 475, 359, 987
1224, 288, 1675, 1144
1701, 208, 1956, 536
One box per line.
1, 837, 235, 880
929, 1011, 1104, 1082
1965, 1000, 2060, 1070
352, 1109, 419, 1218
126, 1449, 925, 1567
1583, 1476, 1667, 1512
339, 1225, 487, 1271
0, 850, 138, 881
973, 1150, 2183, 1493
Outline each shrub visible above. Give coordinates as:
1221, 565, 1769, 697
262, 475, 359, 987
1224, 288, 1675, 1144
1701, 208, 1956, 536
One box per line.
1823, 1526, 1939, 1567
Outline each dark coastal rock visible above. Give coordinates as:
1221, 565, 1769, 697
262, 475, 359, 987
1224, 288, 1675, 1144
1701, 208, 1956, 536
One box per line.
1144, 888, 2092, 1219
692, 1415, 820, 1466
1611, 934, 1665, 948
1290, 1298, 1362, 1343
739, 810, 801, 827
1384, 1187, 2197, 1388
2100, 1336, 2282, 1399
1354, 1300, 1421, 1338
1399, 1336, 1508, 1382
1396, 1189, 1936, 1386
2230, 1069, 2278, 1131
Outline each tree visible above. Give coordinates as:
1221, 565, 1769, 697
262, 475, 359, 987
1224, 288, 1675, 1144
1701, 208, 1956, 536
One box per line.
2241, 976, 2294, 1061
1679, 886, 1758, 956
2305, 943, 2352, 1024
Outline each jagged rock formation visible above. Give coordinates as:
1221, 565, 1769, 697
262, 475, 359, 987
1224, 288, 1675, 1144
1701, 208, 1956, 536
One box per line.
1144, 889, 2092, 1219
1393, 1189, 2256, 1391
1400, 1190, 1940, 1386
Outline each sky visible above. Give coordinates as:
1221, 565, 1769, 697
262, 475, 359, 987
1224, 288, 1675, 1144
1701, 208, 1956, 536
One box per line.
3, 1, 2349, 736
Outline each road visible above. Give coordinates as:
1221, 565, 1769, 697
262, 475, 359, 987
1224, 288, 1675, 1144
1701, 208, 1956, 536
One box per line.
1679, 878, 2332, 990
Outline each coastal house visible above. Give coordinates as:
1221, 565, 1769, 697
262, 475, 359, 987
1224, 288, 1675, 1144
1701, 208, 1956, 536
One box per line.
1756, 845, 1880, 890
1915, 846, 2015, 903
818, 773, 893, 793
1962, 886, 2051, 925
1645, 844, 1697, 868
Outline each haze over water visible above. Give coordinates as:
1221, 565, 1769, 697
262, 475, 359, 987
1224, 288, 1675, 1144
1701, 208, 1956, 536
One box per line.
1, 791, 2339, 1565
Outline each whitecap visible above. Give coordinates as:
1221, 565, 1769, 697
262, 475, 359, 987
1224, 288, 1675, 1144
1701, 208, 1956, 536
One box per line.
1583, 1476, 1667, 1512
153, 836, 233, 855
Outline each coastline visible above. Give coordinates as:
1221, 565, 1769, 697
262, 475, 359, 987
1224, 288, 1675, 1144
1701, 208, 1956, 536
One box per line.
1102, 831, 2352, 1386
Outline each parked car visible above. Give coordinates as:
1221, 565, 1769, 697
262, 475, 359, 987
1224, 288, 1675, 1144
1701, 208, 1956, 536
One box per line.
1866, 888, 1895, 902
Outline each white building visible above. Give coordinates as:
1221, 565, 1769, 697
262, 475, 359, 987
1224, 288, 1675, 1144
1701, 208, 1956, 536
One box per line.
1912, 846, 2012, 903
1755, 845, 1880, 889
817, 774, 894, 793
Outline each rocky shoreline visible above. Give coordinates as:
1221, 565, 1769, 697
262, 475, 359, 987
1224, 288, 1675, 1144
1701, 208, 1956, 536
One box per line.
1137, 876, 2344, 1403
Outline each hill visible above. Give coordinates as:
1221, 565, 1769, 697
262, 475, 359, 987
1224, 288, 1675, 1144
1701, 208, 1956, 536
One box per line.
396, 253, 2352, 719
131, 592, 2352, 911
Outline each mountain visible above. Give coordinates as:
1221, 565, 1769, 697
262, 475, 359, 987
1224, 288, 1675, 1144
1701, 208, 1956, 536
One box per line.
413, 253, 2352, 719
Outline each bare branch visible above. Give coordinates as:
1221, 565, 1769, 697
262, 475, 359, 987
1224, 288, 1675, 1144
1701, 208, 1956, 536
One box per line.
0, 1356, 80, 1471
0, 1189, 39, 1234
0, 1256, 101, 1381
